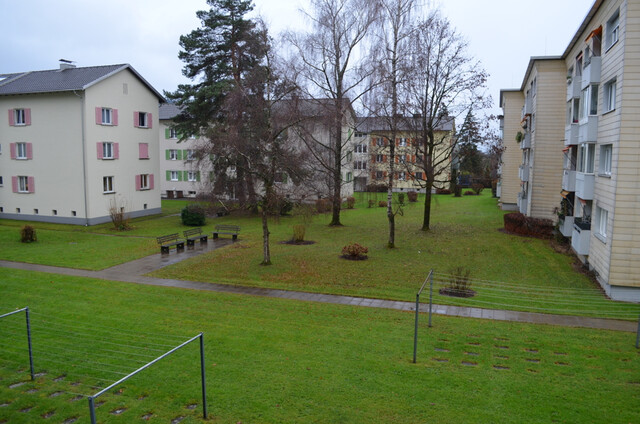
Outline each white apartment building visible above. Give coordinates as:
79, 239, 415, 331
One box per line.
0, 63, 164, 225
500, 0, 640, 301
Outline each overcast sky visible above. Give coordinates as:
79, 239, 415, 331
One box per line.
0, 0, 593, 116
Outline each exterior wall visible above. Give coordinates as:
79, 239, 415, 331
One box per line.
609, 0, 640, 293
1, 93, 86, 221
159, 120, 210, 198
528, 60, 567, 221
499, 91, 525, 208
83, 69, 161, 223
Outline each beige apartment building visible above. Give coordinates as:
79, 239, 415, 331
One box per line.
0, 63, 164, 225
500, 0, 640, 302
497, 90, 524, 209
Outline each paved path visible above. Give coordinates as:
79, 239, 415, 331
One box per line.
0, 240, 636, 333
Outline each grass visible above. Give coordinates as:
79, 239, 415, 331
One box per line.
1, 269, 639, 423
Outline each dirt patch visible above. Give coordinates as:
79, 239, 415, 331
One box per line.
280, 240, 316, 246
439, 287, 476, 298
339, 255, 368, 261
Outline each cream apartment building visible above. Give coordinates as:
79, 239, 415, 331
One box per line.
497, 90, 524, 210
501, 0, 640, 301
0, 63, 164, 225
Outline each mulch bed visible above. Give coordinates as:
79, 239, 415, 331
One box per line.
280, 240, 316, 245
340, 255, 368, 261
439, 287, 476, 298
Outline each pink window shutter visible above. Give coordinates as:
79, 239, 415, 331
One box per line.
25, 109, 31, 125
139, 143, 149, 159
148, 113, 153, 128
135, 175, 142, 191
113, 109, 118, 126
28, 176, 35, 193
149, 174, 154, 190
113, 143, 119, 159
10, 143, 16, 159
8, 109, 15, 126
26, 143, 33, 159
96, 107, 102, 124
97, 142, 103, 159
134, 111, 139, 127
11, 176, 18, 193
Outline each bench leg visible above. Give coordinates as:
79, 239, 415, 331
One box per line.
232, 234, 238, 241
177, 242, 185, 251
213, 233, 219, 239
200, 236, 208, 243
187, 239, 195, 246
161, 245, 169, 254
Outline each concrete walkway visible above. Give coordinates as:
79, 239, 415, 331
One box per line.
1, 240, 636, 333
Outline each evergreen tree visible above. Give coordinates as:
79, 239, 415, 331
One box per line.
457, 110, 483, 178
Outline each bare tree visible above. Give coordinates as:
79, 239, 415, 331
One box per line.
365, 0, 417, 247
286, 0, 379, 226
402, 11, 490, 231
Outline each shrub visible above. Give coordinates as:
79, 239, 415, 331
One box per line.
378, 200, 388, 208
436, 188, 451, 195
20, 225, 37, 243
109, 200, 131, 231
407, 191, 418, 202
345, 196, 356, 209
279, 197, 294, 216
366, 183, 388, 193
439, 267, 474, 297
453, 186, 462, 197
292, 224, 306, 243
471, 183, 484, 195
341, 242, 368, 259
397, 193, 405, 205
464, 190, 475, 196
181, 204, 206, 226
367, 199, 376, 208
503, 212, 554, 238
315, 198, 332, 214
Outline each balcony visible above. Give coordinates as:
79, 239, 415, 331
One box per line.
520, 131, 531, 149
517, 192, 528, 214
565, 123, 579, 146
562, 169, 576, 192
571, 218, 591, 256
519, 165, 529, 182
566, 77, 581, 101
559, 216, 574, 238
575, 172, 595, 200
581, 56, 602, 89
578, 116, 598, 143
524, 96, 533, 115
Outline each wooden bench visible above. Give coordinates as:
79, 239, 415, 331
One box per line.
183, 227, 208, 246
213, 224, 240, 240
157, 233, 185, 254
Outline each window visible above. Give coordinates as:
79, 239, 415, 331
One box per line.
0, 176, 3, 186
103, 142, 114, 159
103, 176, 114, 193
15, 109, 26, 125
596, 206, 609, 239
186, 150, 195, 161
137, 174, 152, 191
345, 172, 352, 182
375, 171, 384, 180
355, 144, 367, 153
399, 154, 406, 164
606, 9, 620, 50
599, 144, 612, 176
138, 112, 148, 127
353, 160, 367, 170
376, 154, 384, 163
580, 85, 599, 120
135, 111, 152, 128
16, 142, 27, 159
187, 171, 200, 182
415, 172, 423, 180
102, 108, 112, 125
376, 138, 384, 147
168, 149, 178, 160
531, 114, 536, 132
346, 151, 353, 162
577, 143, 596, 174
170, 171, 179, 181
139, 143, 149, 159
398, 171, 406, 181
13, 176, 34, 193
398, 138, 407, 147
572, 98, 580, 123
170, 128, 177, 139
604, 79, 616, 112
10, 108, 31, 126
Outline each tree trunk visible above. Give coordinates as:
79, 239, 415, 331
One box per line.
422, 182, 433, 231
330, 101, 343, 226
387, 140, 395, 248
261, 205, 271, 265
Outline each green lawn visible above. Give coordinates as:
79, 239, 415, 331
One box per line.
1, 269, 638, 423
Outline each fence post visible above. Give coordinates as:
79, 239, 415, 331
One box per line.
25, 307, 34, 381
413, 292, 420, 364
88, 396, 96, 424
199, 333, 208, 419
428, 271, 434, 328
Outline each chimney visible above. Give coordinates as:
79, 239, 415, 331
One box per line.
59, 59, 76, 70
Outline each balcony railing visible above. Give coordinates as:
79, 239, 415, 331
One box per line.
575, 172, 595, 200
520, 131, 531, 149
565, 123, 579, 146
519, 165, 529, 182
578, 116, 598, 143
581, 56, 602, 89
517, 192, 528, 214
559, 216, 574, 238
566, 77, 581, 101
562, 169, 576, 192
571, 218, 591, 256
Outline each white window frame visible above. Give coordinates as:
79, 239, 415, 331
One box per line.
399, 138, 407, 147
604, 79, 616, 113
140, 174, 150, 190
187, 171, 197, 182
606, 9, 620, 51
169, 128, 178, 139
376, 171, 384, 180
101, 108, 112, 125
18, 176, 29, 192
14, 109, 26, 125
398, 171, 406, 181
596, 206, 608, 239
376, 154, 383, 163
599, 144, 612, 176
103, 176, 114, 193
170, 171, 179, 181
16, 142, 27, 159
169, 149, 178, 160
186, 149, 195, 161
103, 142, 114, 159
138, 112, 148, 128
578, 143, 596, 174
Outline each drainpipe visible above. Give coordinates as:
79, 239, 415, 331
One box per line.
73, 90, 90, 225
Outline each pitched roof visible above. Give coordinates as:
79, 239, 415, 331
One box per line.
357, 115, 454, 133
159, 103, 182, 120
0, 64, 165, 101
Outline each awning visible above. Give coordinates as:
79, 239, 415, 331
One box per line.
586, 26, 603, 42
560, 190, 570, 199
562, 146, 570, 153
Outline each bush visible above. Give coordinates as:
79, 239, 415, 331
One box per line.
471, 183, 484, 195
279, 197, 294, 216
464, 190, 475, 196
366, 184, 388, 193
453, 186, 462, 197
503, 213, 554, 238
439, 267, 475, 298
378, 200, 388, 208
315, 198, 332, 214
345, 196, 356, 209
436, 188, 452, 195
20, 225, 37, 243
367, 199, 376, 208
109, 200, 131, 230
292, 224, 306, 243
181, 204, 206, 226
397, 193, 405, 205
341, 242, 368, 259
407, 191, 418, 202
